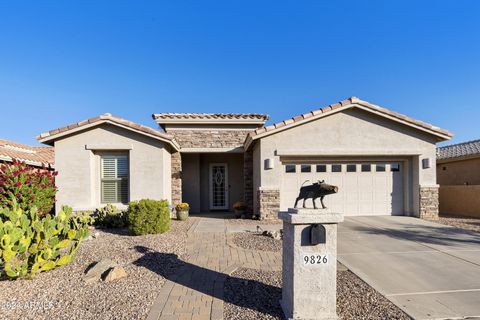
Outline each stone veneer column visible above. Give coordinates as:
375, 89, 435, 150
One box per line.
171, 151, 182, 206
419, 186, 439, 219
243, 150, 254, 215
257, 187, 280, 220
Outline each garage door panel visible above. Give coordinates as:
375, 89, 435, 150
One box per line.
280, 161, 405, 216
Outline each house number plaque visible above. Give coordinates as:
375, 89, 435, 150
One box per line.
302, 253, 329, 266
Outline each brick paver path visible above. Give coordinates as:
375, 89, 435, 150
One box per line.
146, 218, 282, 320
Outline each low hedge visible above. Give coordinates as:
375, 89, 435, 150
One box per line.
127, 199, 170, 235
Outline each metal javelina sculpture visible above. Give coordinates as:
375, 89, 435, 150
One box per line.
294, 180, 339, 209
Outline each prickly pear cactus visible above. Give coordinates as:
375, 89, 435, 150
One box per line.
0, 201, 89, 279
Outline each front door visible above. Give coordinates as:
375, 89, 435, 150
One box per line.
209, 163, 228, 210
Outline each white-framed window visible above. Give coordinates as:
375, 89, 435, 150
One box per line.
101, 154, 129, 204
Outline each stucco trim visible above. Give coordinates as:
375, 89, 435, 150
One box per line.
276, 149, 423, 156
244, 98, 452, 150
38, 119, 180, 151
85, 144, 133, 150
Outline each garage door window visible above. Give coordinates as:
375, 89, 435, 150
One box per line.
391, 163, 400, 172
376, 164, 386, 172
347, 164, 357, 172
316, 165, 326, 172
332, 164, 342, 172
361, 164, 371, 172
285, 165, 296, 173
301, 165, 311, 173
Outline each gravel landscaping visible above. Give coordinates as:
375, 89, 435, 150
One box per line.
224, 267, 411, 320
231, 232, 282, 252
428, 215, 480, 232
0, 218, 196, 320
226, 219, 282, 226
226, 231, 411, 320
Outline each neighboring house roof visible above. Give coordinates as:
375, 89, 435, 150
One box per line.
0, 139, 54, 167
37, 113, 180, 151
437, 139, 480, 161
245, 96, 453, 149
153, 113, 269, 125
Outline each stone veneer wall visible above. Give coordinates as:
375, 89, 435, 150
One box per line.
171, 151, 182, 206
243, 150, 254, 214
170, 130, 252, 149
257, 188, 280, 220
419, 186, 439, 219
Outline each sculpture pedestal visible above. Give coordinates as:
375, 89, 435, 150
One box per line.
278, 208, 344, 320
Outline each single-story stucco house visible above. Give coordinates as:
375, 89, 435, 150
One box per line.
0, 138, 54, 169
37, 97, 452, 219
436, 139, 480, 217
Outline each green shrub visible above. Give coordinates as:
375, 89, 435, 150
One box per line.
0, 201, 89, 279
95, 204, 128, 228
127, 199, 170, 236
0, 159, 57, 216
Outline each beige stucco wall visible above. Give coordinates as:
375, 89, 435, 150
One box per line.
54, 124, 172, 211
437, 157, 480, 185
254, 108, 440, 216
182, 153, 201, 213
439, 185, 480, 217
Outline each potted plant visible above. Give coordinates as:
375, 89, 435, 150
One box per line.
233, 201, 247, 218
175, 202, 190, 221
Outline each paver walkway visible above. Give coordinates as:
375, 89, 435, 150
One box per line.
146, 217, 282, 320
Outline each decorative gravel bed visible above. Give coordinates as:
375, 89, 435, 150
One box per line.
226, 219, 283, 226
231, 232, 282, 252
0, 218, 196, 320
428, 215, 480, 232
224, 267, 411, 320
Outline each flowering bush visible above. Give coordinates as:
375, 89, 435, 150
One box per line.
175, 202, 190, 211
0, 159, 57, 215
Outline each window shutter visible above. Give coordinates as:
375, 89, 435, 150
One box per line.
101, 155, 129, 204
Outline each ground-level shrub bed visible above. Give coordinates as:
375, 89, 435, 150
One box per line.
231, 232, 282, 252
223, 267, 411, 320
0, 218, 196, 320
428, 215, 480, 233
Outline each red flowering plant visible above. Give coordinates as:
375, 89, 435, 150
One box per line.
0, 159, 57, 216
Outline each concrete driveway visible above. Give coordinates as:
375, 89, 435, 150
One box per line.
338, 216, 480, 320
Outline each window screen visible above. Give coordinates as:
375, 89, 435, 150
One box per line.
101, 155, 129, 204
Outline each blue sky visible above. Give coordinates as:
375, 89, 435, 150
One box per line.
1, 1, 479, 146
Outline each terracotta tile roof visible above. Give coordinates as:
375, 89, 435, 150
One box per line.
0, 139, 54, 167
246, 97, 453, 145
437, 139, 480, 160
37, 113, 179, 150
153, 113, 269, 121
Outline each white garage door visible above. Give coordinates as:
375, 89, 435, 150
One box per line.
280, 162, 404, 216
